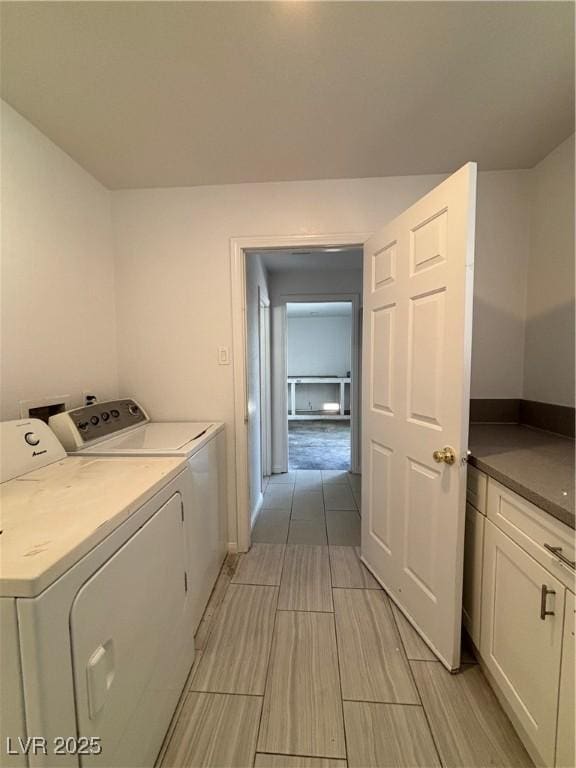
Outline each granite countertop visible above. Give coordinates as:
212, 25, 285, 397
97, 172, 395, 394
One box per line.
468, 424, 575, 529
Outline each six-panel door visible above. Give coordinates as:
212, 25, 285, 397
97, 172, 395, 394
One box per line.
361, 163, 477, 670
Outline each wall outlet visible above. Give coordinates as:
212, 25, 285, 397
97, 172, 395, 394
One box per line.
218, 347, 231, 365
82, 391, 98, 406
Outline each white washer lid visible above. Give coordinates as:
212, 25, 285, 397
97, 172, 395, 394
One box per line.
0, 455, 185, 596
79, 422, 215, 454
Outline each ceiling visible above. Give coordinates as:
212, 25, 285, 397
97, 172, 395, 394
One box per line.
287, 301, 352, 318
1, 2, 573, 190
256, 247, 363, 272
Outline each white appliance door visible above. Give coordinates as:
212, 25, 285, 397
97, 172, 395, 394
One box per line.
70, 493, 190, 766
361, 163, 477, 671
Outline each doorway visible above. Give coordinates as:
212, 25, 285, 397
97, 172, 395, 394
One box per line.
233, 164, 477, 673
286, 301, 353, 470
238, 241, 365, 549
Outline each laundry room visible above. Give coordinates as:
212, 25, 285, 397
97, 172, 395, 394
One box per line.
0, 3, 574, 768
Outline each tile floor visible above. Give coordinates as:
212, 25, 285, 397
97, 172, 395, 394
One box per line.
253, 469, 361, 547
158, 471, 533, 768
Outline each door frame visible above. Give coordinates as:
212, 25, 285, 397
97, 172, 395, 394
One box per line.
258, 288, 272, 483
230, 233, 370, 552
276, 292, 361, 476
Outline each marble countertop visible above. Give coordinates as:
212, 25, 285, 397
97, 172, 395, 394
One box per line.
0, 455, 186, 597
468, 424, 575, 529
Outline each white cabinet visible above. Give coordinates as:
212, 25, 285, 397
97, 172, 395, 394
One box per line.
463, 466, 487, 648
471, 475, 575, 766
466, 464, 487, 514
556, 589, 575, 767
481, 518, 566, 766
463, 502, 484, 647
486, 480, 575, 593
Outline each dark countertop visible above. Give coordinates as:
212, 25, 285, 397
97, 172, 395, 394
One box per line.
468, 424, 575, 529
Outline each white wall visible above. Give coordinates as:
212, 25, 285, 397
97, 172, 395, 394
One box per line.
112, 178, 442, 544
288, 315, 352, 378
470, 171, 531, 398
245, 253, 269, 522
523, 136, 575, 407
0, 103, 118, 419
112, 172, 534, 545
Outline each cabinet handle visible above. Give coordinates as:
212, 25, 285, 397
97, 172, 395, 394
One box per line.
543, 543, 575, 570
540, 585, 556, 621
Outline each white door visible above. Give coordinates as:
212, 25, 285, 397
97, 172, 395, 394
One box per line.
361, 163, 477, 670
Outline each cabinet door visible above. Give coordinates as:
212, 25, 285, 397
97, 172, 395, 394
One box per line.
481, 520, 565, 766
462, 502, 484, 647
556, 590, 575, 767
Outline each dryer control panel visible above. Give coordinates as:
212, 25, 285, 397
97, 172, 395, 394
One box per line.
49, 399, 149, 450
0, 418, 67, 483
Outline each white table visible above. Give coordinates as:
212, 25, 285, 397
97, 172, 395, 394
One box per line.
287, 377, 351, 420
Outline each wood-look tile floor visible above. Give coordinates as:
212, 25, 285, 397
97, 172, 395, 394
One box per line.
159, 471, 533, 768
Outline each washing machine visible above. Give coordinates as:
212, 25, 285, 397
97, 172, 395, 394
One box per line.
0, 419, 195, 767
49, 399, 227, 631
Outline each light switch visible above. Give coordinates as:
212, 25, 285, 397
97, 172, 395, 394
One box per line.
218, 346, 231, 365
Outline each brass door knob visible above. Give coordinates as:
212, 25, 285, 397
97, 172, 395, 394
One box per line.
433, 446, 456, 465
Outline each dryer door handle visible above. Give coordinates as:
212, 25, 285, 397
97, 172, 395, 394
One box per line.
86, 640, 115, 719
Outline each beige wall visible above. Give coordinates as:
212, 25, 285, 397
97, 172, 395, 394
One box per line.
0, 103, 118, 420
523, 136, 575, 407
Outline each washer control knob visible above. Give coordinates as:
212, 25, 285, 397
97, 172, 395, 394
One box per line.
24, 432, 40, 446
101, 411, 110, 422
128, 404, 140, 417
90, 415, 100, 426
110, 409, 120, 418
78, 421, 89, 431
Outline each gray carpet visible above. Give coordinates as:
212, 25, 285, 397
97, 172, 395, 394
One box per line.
288, 420, 351, 470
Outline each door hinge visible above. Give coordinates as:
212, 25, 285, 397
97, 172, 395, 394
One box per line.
184, 571, 188, 593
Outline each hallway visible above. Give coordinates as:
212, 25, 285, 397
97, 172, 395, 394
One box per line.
158, 471, 532, 768
254, 469, 360, 546
288, 422, 351, 471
